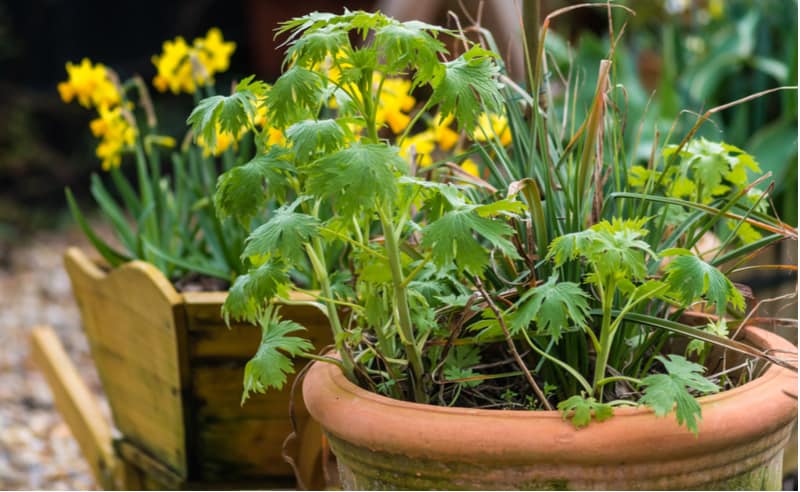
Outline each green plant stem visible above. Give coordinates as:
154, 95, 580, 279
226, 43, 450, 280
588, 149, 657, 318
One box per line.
592, 277, 615, 398
360, 73, 380, 143
294, 288, 365, 312
300, 352, 345, 369
595, 375, 641, 391
370, 320, 406, 400
319, 226, 386, 259
399, 253, 433, 288
520, 329, 593, 395
304, 241, 355, 381
378, 208, 428, 402
397, 98, 434, 146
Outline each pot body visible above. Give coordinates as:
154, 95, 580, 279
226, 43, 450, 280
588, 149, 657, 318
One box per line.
303, 326, 797, 490
65, 248, 331, 488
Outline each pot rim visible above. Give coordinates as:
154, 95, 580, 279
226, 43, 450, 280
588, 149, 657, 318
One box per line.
303, 325, 797, 464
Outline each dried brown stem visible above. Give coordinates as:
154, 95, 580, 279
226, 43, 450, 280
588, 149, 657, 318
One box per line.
473, 277, 552, 410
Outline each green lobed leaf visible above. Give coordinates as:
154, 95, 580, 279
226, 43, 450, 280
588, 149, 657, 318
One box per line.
215, 147, 294, 223
687, 319, 729, 358
429, 45, 502, 133
443, 344, 482, 388
242, 313, 313, 403
509, 275, 591, 342
285, 119, 347, 164
663, 250, 745, 315
665, 138, 763, 202
284, 24, 349, 69
306, 142, 407, 215
266, 65, 324, 128
422, 207, 519, 274
242, 204, 319, 264
558, 394, 614, 428
222, 260, 291, 323
639, 355, 719, 435
548, 218, 654, 282
187, 91, 258, 151
373, 20, 448, 87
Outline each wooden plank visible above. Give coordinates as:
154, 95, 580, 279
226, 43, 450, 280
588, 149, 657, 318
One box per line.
191, 365, 313, 480
181, 295, 332, 483
64, 248, 188, 476
116, 439, 184, 490
29, 325, 117, 489
183, 291, 331, 359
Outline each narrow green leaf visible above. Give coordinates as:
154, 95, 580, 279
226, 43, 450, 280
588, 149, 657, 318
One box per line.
65, 188, 130, 267
142, 239, 229, 280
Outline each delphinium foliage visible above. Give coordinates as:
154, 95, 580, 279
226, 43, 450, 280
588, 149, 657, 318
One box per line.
190, 8, 796, 433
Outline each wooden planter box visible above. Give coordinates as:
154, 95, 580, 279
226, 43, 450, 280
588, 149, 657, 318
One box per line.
59, 247, 332, 489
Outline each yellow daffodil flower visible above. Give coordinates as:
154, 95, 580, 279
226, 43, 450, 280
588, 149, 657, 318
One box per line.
89, 106, 137, 170
432, 113, 459, 151
57, 58, 120, 109
472, 112, 511, 146
460, 158, 480, 177
152, 28, 235, 94
400, 130, 435, 166
197, 123, 243, 157
152, 36, 197, 94
376, 77, 416, 134
266, 127, 286, 146
251, 100, 286, 147
194, 28, 236, 74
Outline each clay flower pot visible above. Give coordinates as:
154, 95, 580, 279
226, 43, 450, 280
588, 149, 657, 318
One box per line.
303, 326, 797, 490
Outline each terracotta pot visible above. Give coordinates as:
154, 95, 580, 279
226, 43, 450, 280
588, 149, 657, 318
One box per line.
303, 326, 797, 490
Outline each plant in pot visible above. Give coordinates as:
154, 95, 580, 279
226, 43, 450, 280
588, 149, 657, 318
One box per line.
192, 7, 798, 491
56, 30, 335, 489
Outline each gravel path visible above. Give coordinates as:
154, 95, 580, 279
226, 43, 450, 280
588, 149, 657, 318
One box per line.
0, 227, 106, 490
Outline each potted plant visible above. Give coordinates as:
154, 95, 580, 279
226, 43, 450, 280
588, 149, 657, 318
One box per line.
191, 7, 798, 490
57, 30, 332, 489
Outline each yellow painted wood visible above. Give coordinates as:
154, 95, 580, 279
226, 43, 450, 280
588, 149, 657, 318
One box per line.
182, 291, 329, 359
65, 248, 333, 487
64, 248, 188, 477
183, 291, 331, 483
29, 325, 117, 489
115, 439, 184, 490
